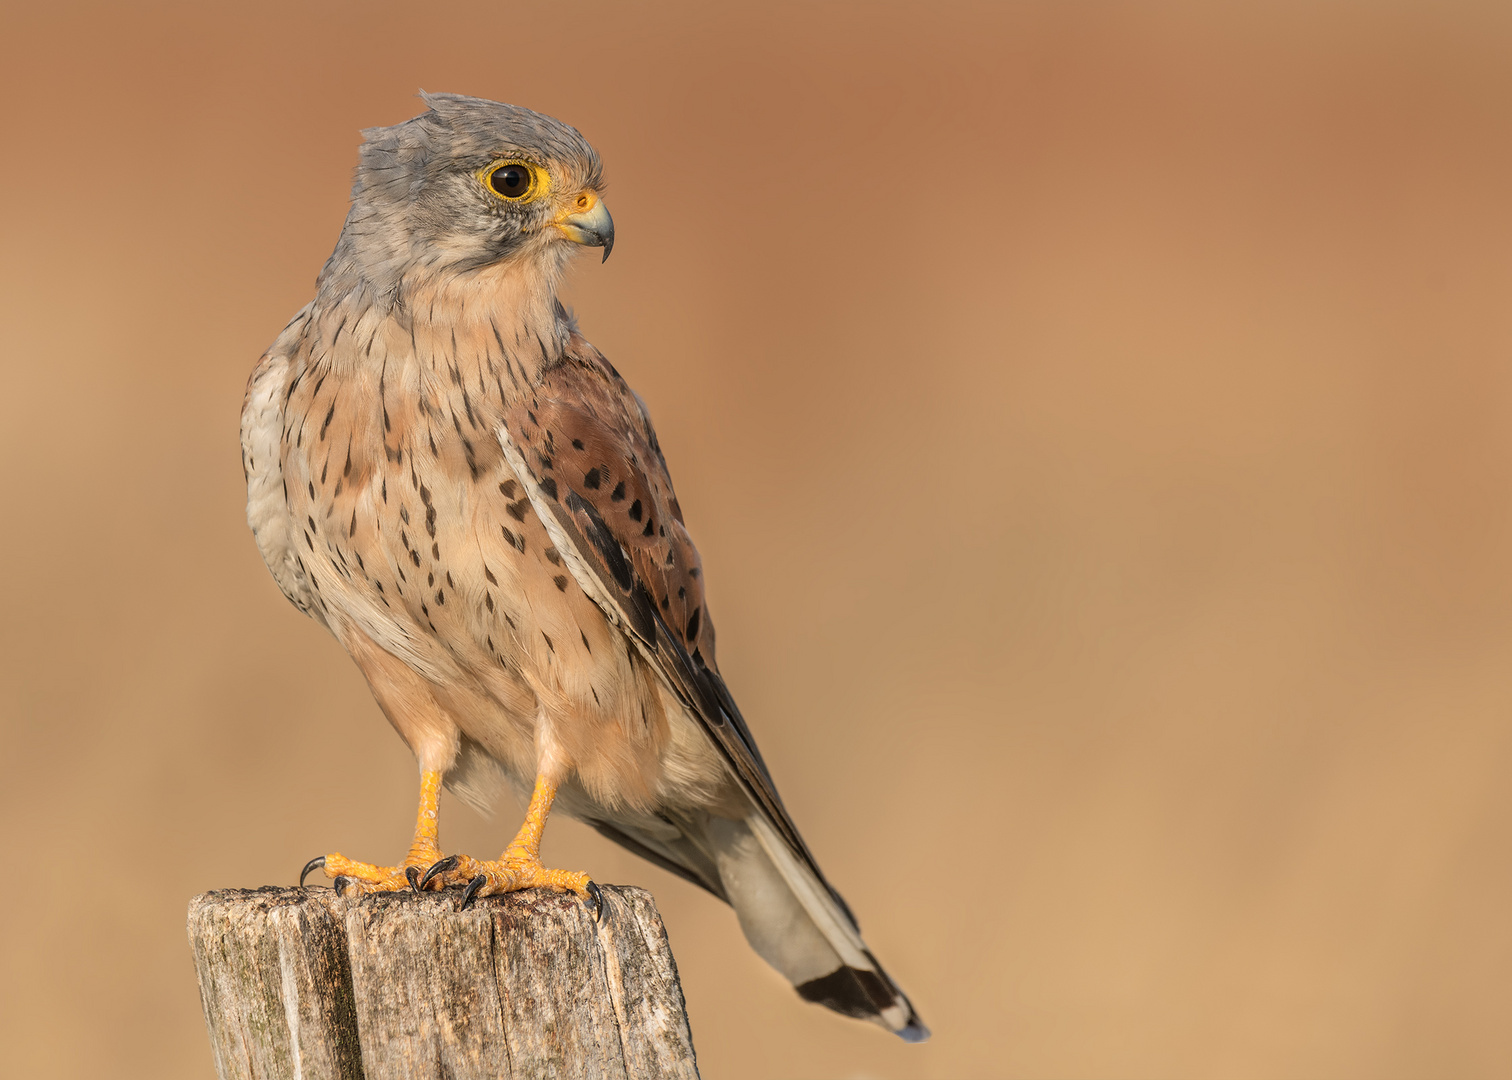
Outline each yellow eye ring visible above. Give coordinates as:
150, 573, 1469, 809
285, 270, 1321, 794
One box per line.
480, 160, 546, 203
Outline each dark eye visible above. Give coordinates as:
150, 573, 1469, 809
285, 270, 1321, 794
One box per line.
487, 163, 533, 200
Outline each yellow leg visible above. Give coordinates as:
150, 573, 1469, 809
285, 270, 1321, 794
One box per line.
442, 774, 598, 910
306, 768, 451, 895
504, 775, 560, 863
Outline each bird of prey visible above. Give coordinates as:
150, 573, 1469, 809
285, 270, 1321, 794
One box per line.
240, 92, 926, 1040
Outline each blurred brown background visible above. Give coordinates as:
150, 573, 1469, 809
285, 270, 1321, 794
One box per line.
2, 1, 1509, 1076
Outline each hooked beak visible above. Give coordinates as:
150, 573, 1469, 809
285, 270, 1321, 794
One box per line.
554, 192, 615, 262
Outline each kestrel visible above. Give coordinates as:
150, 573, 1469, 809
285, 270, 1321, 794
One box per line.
241, 92, 926, 1040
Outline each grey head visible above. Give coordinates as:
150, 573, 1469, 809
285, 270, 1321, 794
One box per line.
318, 92, 613, 306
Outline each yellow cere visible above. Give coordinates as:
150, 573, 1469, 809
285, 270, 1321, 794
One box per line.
554, 190, 599, 225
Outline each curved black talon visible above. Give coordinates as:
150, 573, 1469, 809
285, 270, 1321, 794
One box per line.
331, 875, 352, 897
584, 881, 604, 924
299, 856, 326, 887
459, 874, 487, 910
405, 866, 423, 893
419, 854, 460, 890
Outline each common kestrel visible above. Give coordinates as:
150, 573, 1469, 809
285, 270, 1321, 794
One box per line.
241, 92, 926, 1040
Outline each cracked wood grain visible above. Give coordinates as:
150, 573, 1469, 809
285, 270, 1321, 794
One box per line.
187, 885, 698, 1080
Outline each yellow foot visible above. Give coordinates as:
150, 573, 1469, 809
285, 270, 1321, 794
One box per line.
300, 849, 473, 896
420, 852, 602, 918
299, 769, 473, 897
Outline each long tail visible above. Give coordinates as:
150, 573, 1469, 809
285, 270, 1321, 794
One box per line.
586, 802, 928, 1040
450, 739, 927, 1039
708, 814, 928, 1040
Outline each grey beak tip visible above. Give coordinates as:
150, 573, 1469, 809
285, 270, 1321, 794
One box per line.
601, 237, 613, 263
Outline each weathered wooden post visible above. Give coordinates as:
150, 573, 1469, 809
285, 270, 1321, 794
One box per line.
187, 885, 699, 1080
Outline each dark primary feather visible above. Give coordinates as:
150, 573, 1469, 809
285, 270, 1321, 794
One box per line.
499, 341, 861, 930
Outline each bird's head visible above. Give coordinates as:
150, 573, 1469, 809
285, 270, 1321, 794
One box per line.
323, 92, 612, 301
